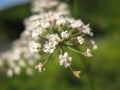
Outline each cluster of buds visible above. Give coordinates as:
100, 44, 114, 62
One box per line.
0, 0, 97, 78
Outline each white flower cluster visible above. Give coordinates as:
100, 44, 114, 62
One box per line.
25, 12, 97, 78
0, 38, 40, 77
0, 0, 97, 78
31, 0, 69, 14
59, 52, 72, 68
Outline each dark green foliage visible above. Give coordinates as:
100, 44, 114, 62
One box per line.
0, 3, 31, 40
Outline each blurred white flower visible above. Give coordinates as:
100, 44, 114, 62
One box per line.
71, 20, 83, 29
56, 17, 66, 26
77, 36, 84, 45
35, 63, 45, 72
6, 69, 13, 77
29, 41, 41, 53
61, 30, 69, 40
84, 48, 92, 57
32, 28, 43, 39
31, 0, 69, 14
82, 24, 93, 36
91, 40, 98, 50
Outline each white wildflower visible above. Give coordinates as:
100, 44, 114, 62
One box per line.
77, 36, 84, 45
35, 63, 45, 72
59, 52, 72, 68
57, 2, 69, 14
32, 20, 41, 28
61, 30, 69, 40
31, 0, 59, 13
29, 41, 41, 53
31, 0, 69, 14
6, 69, 13, 77
48, 0, 58, 7
40, 21, 50, 29
56, 17, 66, 26
82, 24, 93, 36
43, 41, 57, 53
71, 20, 83, 29
48, 34, 61, 42
32, 28, 43, 39
91, 40, 98, 50
84, 48, 92, 57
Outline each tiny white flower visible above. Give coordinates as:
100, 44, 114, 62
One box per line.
59, 52, 72, 68
57, 2, 68, 12
84, 48, 92, 57
71, 20, 83, 28
56, 17, 66, 26
48, 34, 61, 42
41, 21, 50, 29
32, 20, 40, 28
77, 36, 84, 45
6, 69, 13, 77
61, 30, 69, 40
82, 24, 93, 36
32, 28, 43, 39
93, 44, 98, 50
29, 41, 41, 53
91, 40, 98, 50
43, 41, 57, 53
48, 0, 58, 7
35, 63, 45, 72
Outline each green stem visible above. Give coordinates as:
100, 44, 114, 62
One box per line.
65, 42, 74, 46
67, 47, 83, 55
43, 54, 52, 65
80, 55, 95, 90
60, 46, 65, 54
39, 36, 48, 40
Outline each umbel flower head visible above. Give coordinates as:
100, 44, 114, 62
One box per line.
0, 0, 98, 78
25, 11, 97, 78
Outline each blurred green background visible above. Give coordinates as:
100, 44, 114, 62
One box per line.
0, 0, 120, 90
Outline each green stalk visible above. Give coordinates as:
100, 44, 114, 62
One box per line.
67, 46, 83, 55
43, 54, 52, 65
